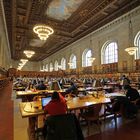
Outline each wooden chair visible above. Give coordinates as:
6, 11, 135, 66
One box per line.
79, 103, 102, 135
131, 98, 140, 107
104, 98, 125, 128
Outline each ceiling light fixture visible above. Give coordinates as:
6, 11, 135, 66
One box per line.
23, 50, 35, 58
125, 15, 138, 55
68, 62, 73, 66
125, 47, 138, 55
88, 57, 96, 63
33, 24, 54, 40
20, 59, 28, 63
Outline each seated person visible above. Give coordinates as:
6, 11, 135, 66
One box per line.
26, 82, 34, 90
120, 75, 130, 89
36, 80, 47, 90
66, 81, 78, 95
109, 96, 138, 119
124, 85, 140, 102
43, 91, 67, 138
44, 91, 67, 116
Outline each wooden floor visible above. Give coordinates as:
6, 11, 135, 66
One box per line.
86, 115, 140, 140
0, 82, 13, 140
0, 83, 140, 140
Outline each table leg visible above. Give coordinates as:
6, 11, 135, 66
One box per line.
28, 117, 36, 140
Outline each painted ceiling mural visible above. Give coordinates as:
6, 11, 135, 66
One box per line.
30, 39, 46, 47
46, 0, 84, 21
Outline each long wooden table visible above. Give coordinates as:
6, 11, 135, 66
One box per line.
19, 94, 111, 140
19, 91, 127, 140
16, 89, 67, 101
19, 95, 111, 117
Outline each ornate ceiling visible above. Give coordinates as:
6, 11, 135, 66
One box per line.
3, 0, 140, 61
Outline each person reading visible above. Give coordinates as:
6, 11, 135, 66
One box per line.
36, 80, 47, 90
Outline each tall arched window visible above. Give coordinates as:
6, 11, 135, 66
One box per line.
69, 54, 76, 69
40, 65, 44, 71
54, 60, 58, 71
82, 49, 92, 67
61, 58, 66, 70
46, 64, 48, 71
101, 41, 118, 64
43, 65, 45, 71
49, 62, 53, 72
134, 31, 140, 59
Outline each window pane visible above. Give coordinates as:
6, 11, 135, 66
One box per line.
104, 42, 118, 64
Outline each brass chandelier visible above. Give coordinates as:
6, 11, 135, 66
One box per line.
23, 50, 35, 58
33, 24, 54, 41
125, 16, 138, 55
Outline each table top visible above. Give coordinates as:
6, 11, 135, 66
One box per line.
66, 95, 110, 110
19, 94, 110, 118
105, 92, 125, 98
19, 101, 44, 118
16, 89, 67, 96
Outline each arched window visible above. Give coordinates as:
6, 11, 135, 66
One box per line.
134, 31, 140, 59
43, 65, 45, 71
54, 60, 59, 71
82, 49, 92, 67
49, 62, 53, 72
46, 64, 48, 71
69, 54, 76, 69
101, 41, 118, 64
61, 58, 66, 70
40, 65, 44, 71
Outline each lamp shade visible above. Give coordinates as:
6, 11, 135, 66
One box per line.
50, 81, 62, 90
125, 46, 138, 55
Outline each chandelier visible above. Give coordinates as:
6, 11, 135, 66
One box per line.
17, 59, 28, 70
23, 50, 35, 58
125, 17, 138, 55
20, 59, 28, 63
88, 57, 96, 63
33, 24, 54, 40
68, 62, 73, 67
125, 47, 138, 55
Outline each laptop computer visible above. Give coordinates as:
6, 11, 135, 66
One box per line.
41, 97, 51, 109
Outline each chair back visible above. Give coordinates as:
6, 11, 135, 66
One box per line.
93, 103, 102, 117
45, 113, 84, 140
